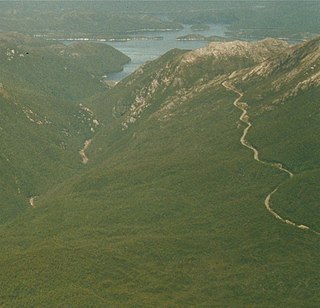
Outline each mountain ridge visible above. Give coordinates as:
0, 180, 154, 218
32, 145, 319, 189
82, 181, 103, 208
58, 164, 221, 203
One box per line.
0, 34, 319, 306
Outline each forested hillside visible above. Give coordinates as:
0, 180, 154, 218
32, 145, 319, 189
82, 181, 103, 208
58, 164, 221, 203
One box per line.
0, 33, 319, 306
0, 33, 129, 222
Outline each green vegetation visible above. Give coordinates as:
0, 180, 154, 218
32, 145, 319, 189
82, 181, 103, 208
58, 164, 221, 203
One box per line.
234, 37, 320, 236
0, 33, 130, 100
0, 33, 320, 307
0, 1, 183, 37
0, 31, 319, 306
0, 1, 319, 41
273, 170, 320, 231
0, 33, 129, 222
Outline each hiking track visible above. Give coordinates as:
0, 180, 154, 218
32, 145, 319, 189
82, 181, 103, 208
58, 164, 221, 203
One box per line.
222, 81, 319, 236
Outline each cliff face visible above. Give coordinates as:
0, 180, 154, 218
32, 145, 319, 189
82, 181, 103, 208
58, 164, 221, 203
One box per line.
182, 38, 289, 63
241, 37, 320, 94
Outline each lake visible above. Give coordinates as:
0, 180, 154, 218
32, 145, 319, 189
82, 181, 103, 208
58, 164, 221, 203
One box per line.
105, 24, 227, 81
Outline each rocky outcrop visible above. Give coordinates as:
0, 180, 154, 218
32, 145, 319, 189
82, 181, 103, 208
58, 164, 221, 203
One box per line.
118, 38, 291, 130
181, 38, 289, 64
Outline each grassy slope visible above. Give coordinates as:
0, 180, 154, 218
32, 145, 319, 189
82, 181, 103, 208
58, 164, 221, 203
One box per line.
236, 38, 320, 232
0, 40, 319, 306
243, 86, 320, 232
2, 84, 317, 307
0, 34, 129, 222
0, 34, 130, 100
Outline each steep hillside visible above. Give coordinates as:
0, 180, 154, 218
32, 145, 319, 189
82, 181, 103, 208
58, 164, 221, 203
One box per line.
0, 33, 129, 222
92, 39, 288, 129
0, 37, 319, 306
229, 37, 320, 234
236, 37, 320, 172
0, 33, 130, 100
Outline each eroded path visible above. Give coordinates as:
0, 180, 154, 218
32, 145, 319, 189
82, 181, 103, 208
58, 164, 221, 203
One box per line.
79, 139, 92, 164
29, 196, 36, 208
222, 81, 319, 235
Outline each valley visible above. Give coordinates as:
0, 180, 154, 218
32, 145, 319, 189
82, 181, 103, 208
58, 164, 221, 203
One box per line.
0, 32, 129, 222
0, 1, 319, 306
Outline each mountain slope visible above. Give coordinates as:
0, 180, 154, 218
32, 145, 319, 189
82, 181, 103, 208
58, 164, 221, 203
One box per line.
229, 37, 320, 234
0, 37, 319, 306
0, 32, 130, 100
0, 33, 129, 222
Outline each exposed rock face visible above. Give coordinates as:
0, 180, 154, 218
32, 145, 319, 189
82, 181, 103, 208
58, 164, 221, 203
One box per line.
240, 37, 320, 107
118, 38, 291, 129
244, 37, 320, 80
181, 38, 289, 64
112, 36, 320, 133
121, 78, 160, 129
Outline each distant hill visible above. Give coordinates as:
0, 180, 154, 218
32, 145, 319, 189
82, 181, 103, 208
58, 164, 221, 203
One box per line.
0, 1, 319, 41
0, 34, 319, 306
0, 33, 130, 100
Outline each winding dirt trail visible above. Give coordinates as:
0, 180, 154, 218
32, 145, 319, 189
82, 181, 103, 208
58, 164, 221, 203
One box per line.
222, 81, 319, 236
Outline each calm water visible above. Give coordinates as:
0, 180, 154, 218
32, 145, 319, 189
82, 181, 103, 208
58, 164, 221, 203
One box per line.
105, 24, 227, 81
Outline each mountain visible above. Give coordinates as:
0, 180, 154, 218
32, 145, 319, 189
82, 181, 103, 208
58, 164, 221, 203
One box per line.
0, 35, 319, 306
1, 1, 319, 41
0, 33, 129, 222
0, 32, 130, 100
0, 2, 183, 37
233, 37, 320, 231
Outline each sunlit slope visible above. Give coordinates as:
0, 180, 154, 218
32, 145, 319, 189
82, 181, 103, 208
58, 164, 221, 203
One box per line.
0, 33, 128, 222
231, 37, 320, 232
0, 39, 319, 306
90, 38, 288, 149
